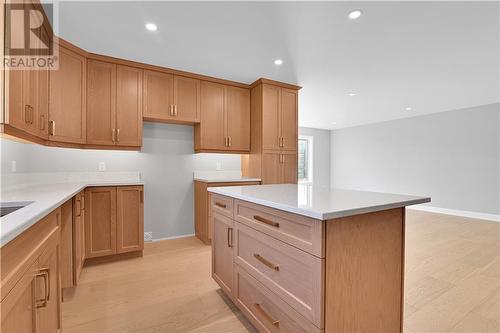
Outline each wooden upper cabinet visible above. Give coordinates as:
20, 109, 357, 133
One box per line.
197, 81, 226, 151
280, 88, 298, 151
116, 186, 144, 254
195, 81, 250, 153
49, 44, 86, 143
85, 187, 117, 258
87, 60, 116, 145
116, 65, 143, 147
143, 70, 174, 121
226, 86, 250, 151
87, 60, 142, 147
262, 84, 281, 151
173, 75, 200, 122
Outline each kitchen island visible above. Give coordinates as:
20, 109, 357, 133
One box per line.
208, 184, 430, 333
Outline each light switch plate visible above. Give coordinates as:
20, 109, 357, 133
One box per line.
216, 162, 222, 171
98, 162, 106, 172
144, 232, 153, 242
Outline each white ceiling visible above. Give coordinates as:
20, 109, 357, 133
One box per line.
50, 1, 499, 129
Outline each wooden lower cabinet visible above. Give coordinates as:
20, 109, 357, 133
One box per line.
261, 151, 297, 184
211, 213, 234, 297
85, 185, 144, 259
73, 191, 85, 284
60, 199, 74, 289
0, 209, 61, 333
194, 180, 260, 244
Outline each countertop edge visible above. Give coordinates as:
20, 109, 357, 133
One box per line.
194, 178, 261, 183
208, 187, 431, 220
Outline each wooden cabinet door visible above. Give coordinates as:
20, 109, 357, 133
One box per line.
5, 69, 28, 131
116, 186, 144, 254
280, 88, 298, 152
60, 200, 73, 289
73, 192, 85, 284
261, 152, 282, 185
0, 260, 38, 333
226, 86, 250, 152
212, 214, 234, 297
87, 60, 116, 145
173, 75, 200, 122
36, 245, 61, 333
48, 45, 86, 143
116, 65, 143, 146
85, 187, 117, 258
143, 70, 174, 120
199, 81, 226, 150
282, 152, 298, 184
262, 84, 281, 151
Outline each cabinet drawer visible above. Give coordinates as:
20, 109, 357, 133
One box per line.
235, 222, 324, 327
234, 200, 324, 257
234, 265, 322, 333
210, 194, 234, 219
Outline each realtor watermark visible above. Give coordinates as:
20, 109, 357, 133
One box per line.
4, 2, 59, 70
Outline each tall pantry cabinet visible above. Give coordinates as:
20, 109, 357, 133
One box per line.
242, 79, 300, 184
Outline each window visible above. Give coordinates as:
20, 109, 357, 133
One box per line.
298, 135, 313, 183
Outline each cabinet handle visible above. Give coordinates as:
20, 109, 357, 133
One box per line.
227, 227, 233, 248
281, 137, 285, 147
24, 105, 30, 124
253, 215, 279, 228
170, 105, 174, 116
224, 136, 228, 147
75, 199, 82, 217
112, 128, 116, 142
49, 120, 55, 136
40, 114, 45, 130
254, 303, 280, 327
174, 105, 178, 116
254, 253, 280, 271
228, 136, 231, 147
117, 128, 120, 142
215, 202, 227, 209
35, 268, 49, 308
30, 106, 34, 124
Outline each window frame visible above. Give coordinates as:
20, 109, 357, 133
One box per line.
298, 135, 313, 184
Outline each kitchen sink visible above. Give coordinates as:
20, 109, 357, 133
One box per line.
0, 202, 34, 217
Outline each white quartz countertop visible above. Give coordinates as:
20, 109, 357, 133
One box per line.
194, 176, 261, 183
1, 180, 144, 247
208, 184, 430, 220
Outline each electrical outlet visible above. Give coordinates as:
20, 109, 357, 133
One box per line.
144, 232, 153, 242
216, 162, 222, 171
98, 162, 106, 172
11, 160, 16, 172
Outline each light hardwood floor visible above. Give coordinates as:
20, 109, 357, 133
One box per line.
62, 210, 499, 333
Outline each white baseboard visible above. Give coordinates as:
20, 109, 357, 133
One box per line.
150, 233, 196, 242
408, 205, 500, 222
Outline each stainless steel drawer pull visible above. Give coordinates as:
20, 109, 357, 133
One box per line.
35, 268, 50, 308
254, 253, 279, 271
215, 202, 227, 209
254, 303, 280, 327
253, 215, 279, 228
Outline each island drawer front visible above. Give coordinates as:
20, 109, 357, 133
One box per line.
234, 222, 324, 327
234, 264, 323, 333
234, 200, 324, 257
210, 194, 234, 219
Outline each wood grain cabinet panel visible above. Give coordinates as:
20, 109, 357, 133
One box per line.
282, 151, 298, 184
173, 75, 200, 122
49, 44, 87, 143
86, 60, 116, 145
143, 70, 174, 121
280, 88, 298, 151
60, 199, 74, 289
226, 86, 250, 152
73, 191, 85, 284
116, 65, 143, 146
262, 84, 281, 151
212, 213, 235, 297
85, 187, 117, 258
195, 81, 250, 153
261, 152, 282, 185
36, 245, 61, 333
117, 186, 144, 253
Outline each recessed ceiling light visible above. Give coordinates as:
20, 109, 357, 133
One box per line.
405, 107, 413, 111
348, 10, 362, 20
274, 59, 283, 65
145, 23, 157, 31
348, 92, 356, 97
331, 122, 337, 125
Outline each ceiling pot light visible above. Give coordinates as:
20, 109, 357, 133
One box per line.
348, 10, 362, 20
405, 107, 413, 111
274, 59, 283, 65
348, 92, 356, 97
331, 122, 337, 125
145, 23, 157, 31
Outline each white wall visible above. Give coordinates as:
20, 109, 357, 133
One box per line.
0, 122, 241, 239
331, 103, 500, 215
299, 127, 331, 186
